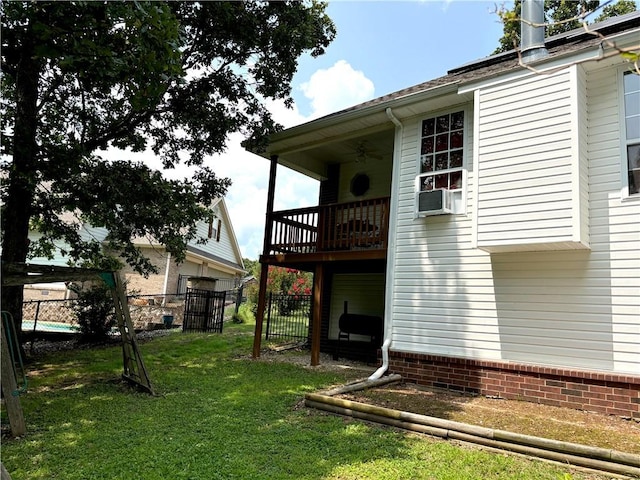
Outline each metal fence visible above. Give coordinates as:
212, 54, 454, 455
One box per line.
265, 293, 311, 342
182, 288, 226, 333
23, 299, 74, 325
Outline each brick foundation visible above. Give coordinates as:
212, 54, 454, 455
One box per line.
388, 351, 640, 419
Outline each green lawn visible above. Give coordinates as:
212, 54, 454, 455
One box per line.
1, 322, 604, 480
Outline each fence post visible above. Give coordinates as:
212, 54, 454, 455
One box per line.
265, 292, 273, 340
33, 300, 41, 329
235, 285, 243, 314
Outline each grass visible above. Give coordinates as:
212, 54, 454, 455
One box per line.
1, 322, 615, 480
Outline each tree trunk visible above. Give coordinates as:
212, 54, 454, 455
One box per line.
1, 18, 41, 338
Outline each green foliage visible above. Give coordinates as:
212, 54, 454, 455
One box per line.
0, 1, 336, 276
267, 266, 313, 296
493, 0, 637, 54
232, 302, 255, 324
242, 257, 260, 278
594, 0, 638, 21
245, 265, 313, 310
0, 1, 335, 333
72, 283, 117, 343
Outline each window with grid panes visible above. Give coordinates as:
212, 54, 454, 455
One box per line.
418, 111, 464, 193
623, 71, 640, 195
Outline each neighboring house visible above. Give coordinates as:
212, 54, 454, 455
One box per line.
250, 10, 640, 419
24, 197, 245, 299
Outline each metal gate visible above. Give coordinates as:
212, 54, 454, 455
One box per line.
265, 293, 311, 342
183, 288, 226, 333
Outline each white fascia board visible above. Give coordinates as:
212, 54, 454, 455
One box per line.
184, 250, 244, 276
266, 81, 461, 155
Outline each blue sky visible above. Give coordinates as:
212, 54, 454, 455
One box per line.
213, 0, 511, 260
292, 1, 508, 113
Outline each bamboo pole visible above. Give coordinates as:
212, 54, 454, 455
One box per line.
304, 393, 640, 477
320, 374, 402, 396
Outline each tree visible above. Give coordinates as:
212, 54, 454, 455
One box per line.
245, 265, 312, 308
493, 0, 637, 54
242, 258, 261, 278
1, 1, 336, 335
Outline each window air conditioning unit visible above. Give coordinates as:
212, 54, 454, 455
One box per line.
416, 188, 453, 216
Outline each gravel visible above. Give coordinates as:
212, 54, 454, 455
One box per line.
23, 329, 177, 358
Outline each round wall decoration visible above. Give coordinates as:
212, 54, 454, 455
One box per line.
350, 173, 370, 197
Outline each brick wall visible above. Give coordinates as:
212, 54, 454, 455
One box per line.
121, 248, 180, 296
388, 351, 640, 419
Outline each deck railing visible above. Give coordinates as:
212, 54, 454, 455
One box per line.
267, 197, 390, 255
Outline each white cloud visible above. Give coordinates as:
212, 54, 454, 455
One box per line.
301, 60, 375, 118
101, 60, 375, 261
218, 60, 376, 260
205, 133, 320, 260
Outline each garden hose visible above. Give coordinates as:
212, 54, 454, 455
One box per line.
2, 311, 28, 396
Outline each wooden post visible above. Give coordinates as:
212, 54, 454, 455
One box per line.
311, 263, 324, 366
252, 154, 278, 358
0, 319, 26, 437
108, 272, 154, 394
252, 265, 270, 358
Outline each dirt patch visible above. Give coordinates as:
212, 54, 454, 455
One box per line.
337, 382, 640, 455
259, 346, 640, 456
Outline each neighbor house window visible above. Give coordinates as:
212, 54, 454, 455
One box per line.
623, 71, 640, 195
418, 111, 464, 192
208, 217, 221, 241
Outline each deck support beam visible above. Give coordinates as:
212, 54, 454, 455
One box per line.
311, 263, 324, 366
252, 154, 278, 358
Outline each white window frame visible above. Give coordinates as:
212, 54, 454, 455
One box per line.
619, 67, 640, 198
415, 107, 469, 215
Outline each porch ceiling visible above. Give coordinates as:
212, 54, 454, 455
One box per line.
275, 126, 396, 180
264, 84, 469, 180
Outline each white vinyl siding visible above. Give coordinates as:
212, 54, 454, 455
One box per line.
388, 61, 639, 375
474, 66, 589, 252
391, 107, 503, 359
586, 63, 640, 373
329, 273, 385, 341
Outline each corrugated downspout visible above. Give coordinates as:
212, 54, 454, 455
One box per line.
521, 0, 548, 63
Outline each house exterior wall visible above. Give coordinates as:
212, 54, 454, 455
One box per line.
473, 65, 589, 252
586, 61, 640, 375
120, 247, 177, 296
192, 213, 238, 269
24, 199, 244, 300
387, 59, 640, 417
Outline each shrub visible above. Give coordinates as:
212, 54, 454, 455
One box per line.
72, 284, 117, 342
233, 303, 255, 324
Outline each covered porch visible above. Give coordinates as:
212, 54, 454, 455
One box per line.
249, 115, 397, 366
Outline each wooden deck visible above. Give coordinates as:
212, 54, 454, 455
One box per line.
262, 197, 390, 265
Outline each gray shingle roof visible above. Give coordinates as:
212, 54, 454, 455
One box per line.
309, 11, 639, 122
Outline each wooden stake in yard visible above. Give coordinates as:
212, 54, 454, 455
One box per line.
0, 317, 26, 437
